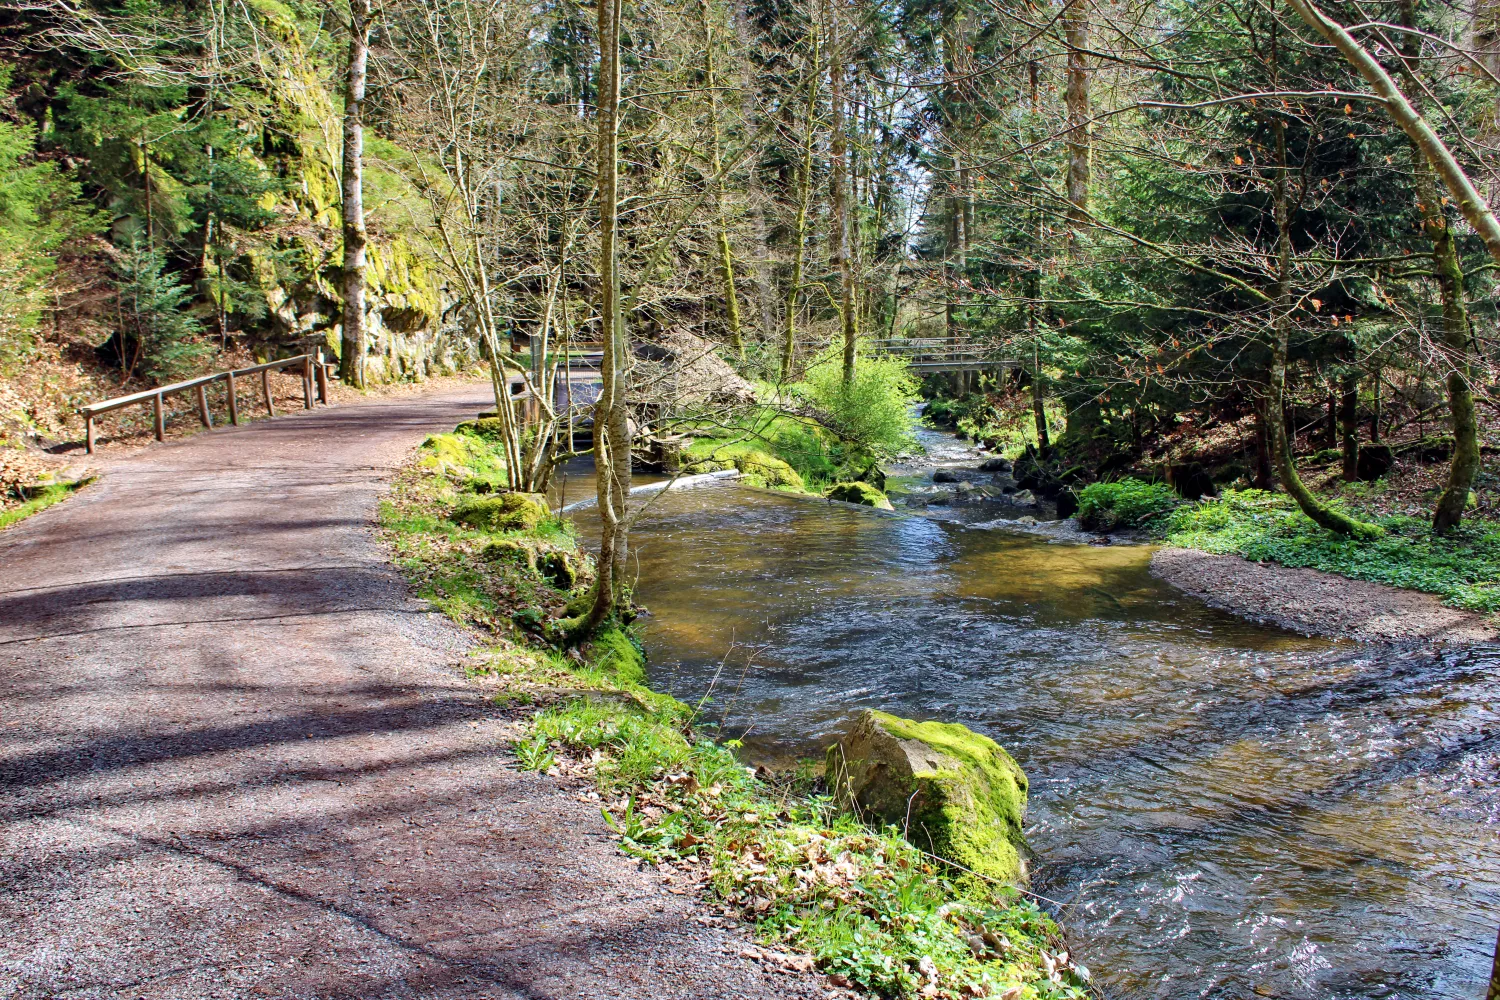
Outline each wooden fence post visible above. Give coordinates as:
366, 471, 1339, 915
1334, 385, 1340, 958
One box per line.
153, 393, 164, 441
85, 415, 94, 455
262, 369, 275, 416
226, 372, 239, 425
315, 359, 329, 404
196, 383, 212, 428
302, 355, 313, 410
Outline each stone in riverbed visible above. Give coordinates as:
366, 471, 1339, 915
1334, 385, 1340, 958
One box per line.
979, 457, 1011, 473
826, 481, 895, 510
933, 469, 959, 483
1010, 489, 1036, 506
825, 709, 1029, 885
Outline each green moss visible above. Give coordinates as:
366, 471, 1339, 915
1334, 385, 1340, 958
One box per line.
592, 627, 646, 686
825, 481, 894, 510
452, 492, 550, 531
455, 417, 507, 439
733, 449, 804, 491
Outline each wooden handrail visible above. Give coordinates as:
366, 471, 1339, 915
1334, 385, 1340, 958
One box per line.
78, 353, 334, 454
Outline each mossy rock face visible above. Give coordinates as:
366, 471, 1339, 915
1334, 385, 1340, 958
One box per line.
451, 492, 550, 531
826, 481, 894, 510
826, 709, 1028, 885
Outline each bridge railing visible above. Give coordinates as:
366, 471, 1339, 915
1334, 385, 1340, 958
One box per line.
77, 353, 334, 454
866, 337, 1014, 371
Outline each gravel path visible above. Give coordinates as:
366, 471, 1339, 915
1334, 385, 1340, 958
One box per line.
0, 383, 824, 1000
1151, 545, 1499, 644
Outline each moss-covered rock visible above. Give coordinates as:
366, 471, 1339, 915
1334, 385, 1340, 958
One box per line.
452, 491, 550, 531
419, 433, 491, 478
734, 449, 804, 491
826, 481, 894, 510
826, 709, 1028, 885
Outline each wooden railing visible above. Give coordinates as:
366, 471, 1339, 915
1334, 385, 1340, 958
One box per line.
78, 353, 334, 454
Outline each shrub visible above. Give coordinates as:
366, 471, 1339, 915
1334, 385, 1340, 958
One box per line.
1076, 477, 1181, 531
798, 347, 919, 457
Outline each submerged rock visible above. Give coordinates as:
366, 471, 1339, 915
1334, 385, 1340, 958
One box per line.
933, 469, 960, 483
1010, 489, 1037, 506
825, 709, 1028, 885
978, 457, 1011, 473
826, 481, 895, 510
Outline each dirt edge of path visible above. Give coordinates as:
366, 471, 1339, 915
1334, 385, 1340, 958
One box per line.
1150, 545, 1500, 645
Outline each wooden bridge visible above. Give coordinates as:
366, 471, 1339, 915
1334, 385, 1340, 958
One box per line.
865, 337, 1015, 373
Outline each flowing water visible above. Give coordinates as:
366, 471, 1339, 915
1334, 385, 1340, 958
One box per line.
585, 431, 1500, 999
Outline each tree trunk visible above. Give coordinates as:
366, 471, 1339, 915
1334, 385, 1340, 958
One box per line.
1397, 0, 1481, 533
781, 14, 820, 383
1267, 118, 1378, 537
829, 0, 856, 385
1254, 399, 1275, 489
1031, 340, 1049, 449
583, 0, 631, 634
1062, 0, 1090, 226
339, 0, 371, 390
1340, 373, 1359, 481
1416, 164, 1481, 533
700, 0, 743, 358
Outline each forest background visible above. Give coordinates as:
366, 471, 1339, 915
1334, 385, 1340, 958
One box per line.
3, 0, 1500, 561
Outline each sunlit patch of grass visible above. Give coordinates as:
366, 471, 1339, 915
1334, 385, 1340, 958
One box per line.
0, 479, 90, 531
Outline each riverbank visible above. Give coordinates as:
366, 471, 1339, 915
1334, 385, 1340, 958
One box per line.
1151, 546, 1499, 643
384, 424, 1092, 1000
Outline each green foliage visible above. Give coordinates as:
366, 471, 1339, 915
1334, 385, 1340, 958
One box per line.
796, 348, 919, 458
1167, 490, 1500, 613
0, 71, 100, 363
1076, 478, 1181, 532
112, 236, 211, 380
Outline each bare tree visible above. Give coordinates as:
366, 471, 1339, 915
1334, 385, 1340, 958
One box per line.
339, 0, 372, 389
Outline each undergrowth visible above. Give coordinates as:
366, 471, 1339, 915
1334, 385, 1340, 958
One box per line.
1075, 478, 1180, 533
381, 425, 1091, 1000
1165, 489, 1500, 613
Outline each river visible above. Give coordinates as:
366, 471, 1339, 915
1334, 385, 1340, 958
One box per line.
556, 432, 1500, 998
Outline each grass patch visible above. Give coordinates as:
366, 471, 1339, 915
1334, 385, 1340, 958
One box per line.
1165, 488, 1500, 613
0, 479, 89, 530
382, 426, 1091, 999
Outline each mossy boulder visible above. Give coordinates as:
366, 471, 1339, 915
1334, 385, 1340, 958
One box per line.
419, 432, 489, 477
733, 450, 804, 491
826, 709, 1028, 885
826, 481, 894, 510
452, 491, 550, 531
684, 449, 805, 491
482, 538, 580, 588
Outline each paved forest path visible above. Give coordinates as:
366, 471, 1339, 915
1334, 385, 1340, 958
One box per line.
0, 383, 820, 999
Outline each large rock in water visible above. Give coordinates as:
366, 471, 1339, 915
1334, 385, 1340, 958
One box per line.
826, 710, 1028, 885
826, 481, 894, 510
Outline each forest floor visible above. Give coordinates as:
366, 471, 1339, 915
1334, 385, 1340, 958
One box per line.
0, 380, 830, 999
